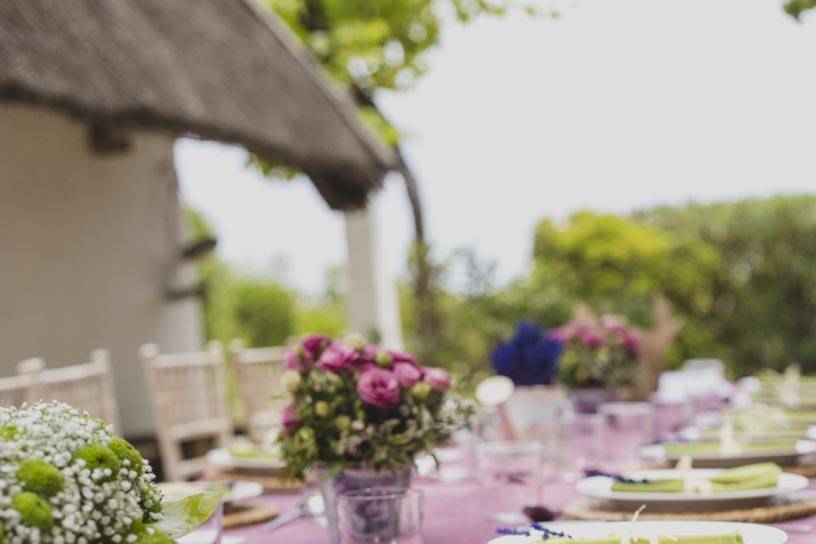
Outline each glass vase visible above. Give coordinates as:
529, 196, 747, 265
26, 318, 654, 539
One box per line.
320, 467, 412, 544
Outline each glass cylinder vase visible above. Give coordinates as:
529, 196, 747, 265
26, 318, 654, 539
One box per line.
320, 467, 412, 544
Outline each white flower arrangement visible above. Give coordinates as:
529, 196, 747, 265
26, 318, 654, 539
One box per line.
0, 402, 219, 544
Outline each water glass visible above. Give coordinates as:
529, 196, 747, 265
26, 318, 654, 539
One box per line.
338, 488, 424, 544
568, 412, 605, 471
476, 441, 543, 524
651, 396, 693, 441
599, 402, 653, 470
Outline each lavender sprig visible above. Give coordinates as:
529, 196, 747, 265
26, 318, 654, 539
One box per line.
584, 469, 651, 484
532, 523, 573, 539
496, 528, 531, 536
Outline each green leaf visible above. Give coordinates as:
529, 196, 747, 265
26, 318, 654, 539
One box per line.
154, 491, 224, 539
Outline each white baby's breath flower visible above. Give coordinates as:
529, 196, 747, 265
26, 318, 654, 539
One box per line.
0, 402, 164, 543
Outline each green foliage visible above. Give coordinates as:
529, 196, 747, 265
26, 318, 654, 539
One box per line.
638, 195, 816, 375
135, 529, 175, 544
533, 212, 720, 326
784, 0, 816, 19
17, 460, 63, 497
231, 281, 296, 347
401, 195, 816, 383
154, 491, 225, 540
525, 196, 816, 377
267, 0, 437, 95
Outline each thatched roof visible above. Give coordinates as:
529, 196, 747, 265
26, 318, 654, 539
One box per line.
0, 0, 395, 209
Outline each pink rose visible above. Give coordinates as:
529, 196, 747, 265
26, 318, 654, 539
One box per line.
317, 342, 356, 373
302, 334, 329, 359
282, 404, 297, 433
356, 345, 380, 367
622, 330, 640, 359
393, 361, 422, 389
548, 324, 576, 343
579, 328, 603, 349
390, 351, 419, 366
283, 348, 305, 372
424, 367, 451, 392
356, 367, 401, 409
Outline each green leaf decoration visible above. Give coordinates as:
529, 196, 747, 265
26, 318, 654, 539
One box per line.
154, 490, 225, 539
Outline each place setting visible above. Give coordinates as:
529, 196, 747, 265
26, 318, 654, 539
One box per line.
489, 521, 789, 544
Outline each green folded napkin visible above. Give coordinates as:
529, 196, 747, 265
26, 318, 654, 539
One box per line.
533, 534, 743, 544
662, 440, 797, 457
228, 443, 280, 459
730, 409, 816, 425
698, 427, 806, 441
708, 463, 781, 492
708, 462, 781, 484
609, 463, 780, 494
611, 479, 685, 493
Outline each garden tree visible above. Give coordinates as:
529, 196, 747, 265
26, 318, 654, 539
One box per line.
530, 196, 816, 376
263, 0, 558, 360
532, 211, 723, 366
639, 195, 816, 375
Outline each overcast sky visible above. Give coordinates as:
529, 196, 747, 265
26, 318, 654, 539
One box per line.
177, 0, 816, 293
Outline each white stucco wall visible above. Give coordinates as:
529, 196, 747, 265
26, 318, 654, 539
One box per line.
0, 104, 203, 437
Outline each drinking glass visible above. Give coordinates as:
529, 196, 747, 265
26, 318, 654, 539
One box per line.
568, 412, 605, 472
476, 441, 543, 524
651, 395, 693, 441
338, 487, 424, 544
599, 402, 653, 470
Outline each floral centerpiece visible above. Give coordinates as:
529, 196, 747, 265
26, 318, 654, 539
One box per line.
554, 315, 640, 412
278, 334, 470, 543
0, 402, 220, 543
491, 321, 562, 386
489, 321, 567, 440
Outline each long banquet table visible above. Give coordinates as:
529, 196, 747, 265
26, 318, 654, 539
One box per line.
224, 474, 816, 544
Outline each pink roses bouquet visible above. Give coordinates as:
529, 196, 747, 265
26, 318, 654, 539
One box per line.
278, 335, 468, 478
554, 315, 640, 390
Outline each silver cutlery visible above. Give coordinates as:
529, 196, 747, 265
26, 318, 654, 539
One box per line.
261, 493, 325, 532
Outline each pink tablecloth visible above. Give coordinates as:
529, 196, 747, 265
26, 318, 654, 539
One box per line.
224, 477, 816, 544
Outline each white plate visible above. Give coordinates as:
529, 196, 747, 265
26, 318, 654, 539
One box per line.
222, 480, 264, 503
576, 469, 808, 503
488, 521, 787, 543
641, 439, 816, 467
206, 447, 286, 470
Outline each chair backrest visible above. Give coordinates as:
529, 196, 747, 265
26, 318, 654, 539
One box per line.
141, 341, 231, 481
230, 340, 287, 441
0, 358, 41, 407
19, 352, 120, 432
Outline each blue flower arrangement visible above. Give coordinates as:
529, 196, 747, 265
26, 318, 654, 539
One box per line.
491, 321, 562, 386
